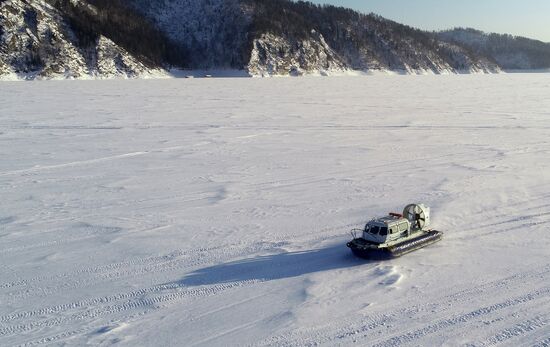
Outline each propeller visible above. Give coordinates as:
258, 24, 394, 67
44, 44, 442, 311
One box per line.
403, 204, 429, 230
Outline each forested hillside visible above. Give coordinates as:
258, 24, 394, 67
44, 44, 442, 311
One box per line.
128, 0, 499, 75
1, 0, 548, 79
243, 0, 498, 73
439, 28, 550, 70
0, 0, 168, 79
50, 0, 186, 67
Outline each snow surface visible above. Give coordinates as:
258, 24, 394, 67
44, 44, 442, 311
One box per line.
1, 74, 549, 346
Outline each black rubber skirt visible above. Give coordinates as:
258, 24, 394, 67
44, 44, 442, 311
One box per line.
347, 230, 443, 259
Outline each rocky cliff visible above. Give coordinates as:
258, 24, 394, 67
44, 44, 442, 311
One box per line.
0, 0, 166, 79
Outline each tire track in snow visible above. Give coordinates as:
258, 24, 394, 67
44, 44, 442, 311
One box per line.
443, 194, 550, 241
13, 288, 282, 346
0, 248, 202, 289
3, 241, 288, 300
189, 321, 260, 347
0, 224, 347, 293
371, 287, 550, 347
480, 316, 549, 346
0, 147, 507, 259
0, 143, 195, 178
0, 224, 121, 255
451, 205, 550, 241
205, 124, 550, 131
465, 206, 550, 232
245, 150, 482, 192
0, 152, 148, 177
4, 225, 539, 342
443, 265, 550, 303
15, 327, 90, 347
275, 284, 550, 347
533, 336, 550, 347
0, 192, 548, 344
0, 227, 364, 340
2, 200, 547, 343
255, 265, 550, 346
0, 224, 357, 325
0, 237, 79, 255
0, 279, 263, 336
0, 219, 361, 294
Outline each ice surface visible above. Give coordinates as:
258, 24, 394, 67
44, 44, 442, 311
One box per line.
1, 74, 549, 346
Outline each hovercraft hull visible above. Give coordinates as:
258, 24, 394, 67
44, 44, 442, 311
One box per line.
347, 230, 442, 259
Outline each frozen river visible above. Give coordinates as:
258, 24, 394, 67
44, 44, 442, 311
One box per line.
1, 74, 549, 346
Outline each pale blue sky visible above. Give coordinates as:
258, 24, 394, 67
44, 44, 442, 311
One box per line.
312, 0, 550, 42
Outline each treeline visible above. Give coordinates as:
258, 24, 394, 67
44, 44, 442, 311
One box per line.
440, 28, 550, 69
484, 33, 550, 69
31, 0, 548, 72
125, 0, 251, 69
244, 0, 486, 70
245, 0, 316, 40
48, 0, 187, 68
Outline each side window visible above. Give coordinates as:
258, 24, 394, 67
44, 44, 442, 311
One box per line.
380, 227, 388, 236
371, 226, 380, 235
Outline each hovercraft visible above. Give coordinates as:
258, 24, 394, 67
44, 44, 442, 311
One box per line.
347, 204, 442, 259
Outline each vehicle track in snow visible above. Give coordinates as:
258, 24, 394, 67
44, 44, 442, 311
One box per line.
449, 199, 550, 242
0, 223, 364, 339
2, 241, 288, 301
0, 219, 360, 297
0, 144, 516, 275
532, 336, 550, 347
8, 280, 292, 346
254, 265, 550, 346
0, 223, 122, 255
0, 279, 263, 336
0, 152, 149, 177
2, 192, 549, 344
477, 316, 549, 346
2, 210, 546, 345
260, 289, 550, 347
242, 149, 500, 193
0, 247, 205, 289
370, 288, 550, 347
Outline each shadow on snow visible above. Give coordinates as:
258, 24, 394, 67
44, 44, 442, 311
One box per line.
179, 244, 371, 286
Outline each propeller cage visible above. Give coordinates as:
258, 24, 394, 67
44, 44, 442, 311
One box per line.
403, 204, 431, 230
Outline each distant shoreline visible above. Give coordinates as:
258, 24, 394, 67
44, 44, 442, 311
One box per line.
503, 69, 550, 74
1, 68, 549, 81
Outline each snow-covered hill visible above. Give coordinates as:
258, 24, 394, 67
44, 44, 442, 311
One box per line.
129, 0, 501, 76
0, 0, 166, 80
439, 28, 550, 70
1, 75, 549, 345
5, 0, 550, 79
129, 0, 250, 70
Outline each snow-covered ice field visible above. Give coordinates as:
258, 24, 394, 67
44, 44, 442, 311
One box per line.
1, 75, 549, 346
